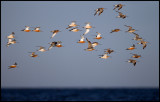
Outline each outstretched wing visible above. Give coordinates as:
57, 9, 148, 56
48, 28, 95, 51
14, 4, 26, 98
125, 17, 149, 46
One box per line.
94, 9, 99, 16
86, 38, 93, 48
83, 28, 90, 35
98, 9, 104, 16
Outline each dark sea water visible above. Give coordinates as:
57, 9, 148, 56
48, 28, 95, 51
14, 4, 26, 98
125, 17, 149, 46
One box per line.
1, 88, 159, 101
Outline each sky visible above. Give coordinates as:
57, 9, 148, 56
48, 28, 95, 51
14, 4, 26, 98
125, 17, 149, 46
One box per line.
1, 1, 159, 88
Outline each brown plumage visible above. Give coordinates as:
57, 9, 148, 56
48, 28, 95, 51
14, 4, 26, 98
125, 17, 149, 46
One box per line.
113, 4, 124, 11
132, 32, 143, 41
7, 32, 15, 39
127, 59, 137, 66
66, 21, 79, 29
125, 25, 137, 33
30, 52, 38, 58
104, 48, 114, 54
85, 38, 95, 51
126, 44, 136, 50
99, 53, 110, 59
94, 8, 105, 16
130, 53, 141, 58
50, 30, 60, 39
116, 11, 127, 19
110, 29, 120, 33
137, 40, 148, 49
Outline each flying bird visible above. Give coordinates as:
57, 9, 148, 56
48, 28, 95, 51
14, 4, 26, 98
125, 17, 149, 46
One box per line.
37, 46, 47, 52
132, 32, 143, 41
94, 8, 105, 16
85, 38, 98, 51
130, 53, 141, 58
94, 32, 102, 40
69, 27, 81, 32
7, 39, 16, 47
77, 35, 85, 43
104, 48, 114, 54
126, 59, 137, 66
66, 21, 79, 29
126, 44, 136, 50
29, 52, 38, 58
32, 27, 42, 32
124, 25, 137, 33
110, 29, 121, 33
137, 40, 149, 49
113, 4, 125, 11
8, 62, 17, 69
21, 26, 31, 32
116, 11, 127, 19
99, 53, 110, 59
7, 32, 15, 39
83, 22, 93, 29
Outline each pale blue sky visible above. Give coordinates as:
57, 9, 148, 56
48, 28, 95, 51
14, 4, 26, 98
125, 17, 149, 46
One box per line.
1, 1, 159, 88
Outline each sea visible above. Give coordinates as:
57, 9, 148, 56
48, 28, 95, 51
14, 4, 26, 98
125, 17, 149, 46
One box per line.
1, 88, 159, 101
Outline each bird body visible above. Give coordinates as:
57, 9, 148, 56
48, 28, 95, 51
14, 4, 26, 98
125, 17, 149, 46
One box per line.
94, 8, 105, 16
104, 48, 114, 54
127, 59, 137, 66
116, 11, 127, 19
7, 32, 15, 39
37, 46, 47, 52
33, 27, 41, 32
126, 44, 136, 50
66, 21, 79, 29
113, 4, 124, 11
8, 62, 17, 69
131, 54, 141, 58
7, 39, 16, 47
99, 53, 110, 59
125, 25, 137, 33
69, 27, 81, 32
77, 35, 85, 43
21, 26, 31, 32
56, 41, 63, 47
85, 38, 95, 51
94, 32, 102, 39
83, 23, 92, 29
137, 40, 148, 49
110, 29, 120, 33
30, 52, 38, 57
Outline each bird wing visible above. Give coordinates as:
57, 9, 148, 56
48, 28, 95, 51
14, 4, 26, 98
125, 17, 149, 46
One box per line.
98, 9, 104, 16
143, 44, 147, 49
118, 5, 123, 10
83, 28, 90, 35
51, 33, 57, 38
96, 32, 101, 35
86, 38, 93, 48
94, 9, 99, 16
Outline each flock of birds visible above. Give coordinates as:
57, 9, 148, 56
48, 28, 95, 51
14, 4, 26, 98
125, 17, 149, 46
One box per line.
7, 4, 149, 69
